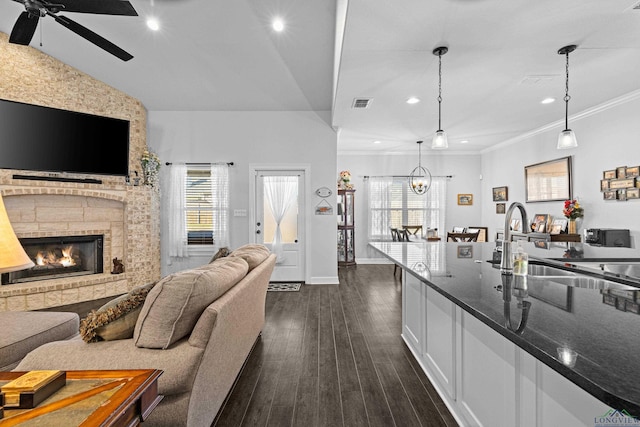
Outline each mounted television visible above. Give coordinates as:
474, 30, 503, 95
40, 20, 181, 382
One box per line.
0, 98, 129, 176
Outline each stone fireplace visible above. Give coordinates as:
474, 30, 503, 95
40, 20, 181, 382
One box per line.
0, 185, 160, 311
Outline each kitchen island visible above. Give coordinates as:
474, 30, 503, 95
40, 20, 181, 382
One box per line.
370, 240, 640, 427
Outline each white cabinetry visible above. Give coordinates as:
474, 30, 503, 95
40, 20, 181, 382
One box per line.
401, 272, 609, 427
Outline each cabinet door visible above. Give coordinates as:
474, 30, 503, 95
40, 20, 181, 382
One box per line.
402, 273, 423, 352
423, 288, 456, 399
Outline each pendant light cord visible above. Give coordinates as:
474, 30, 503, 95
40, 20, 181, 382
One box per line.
437, 52, 443, 131
564, 50, 570, 130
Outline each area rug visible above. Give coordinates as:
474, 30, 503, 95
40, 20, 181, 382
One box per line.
267, 283, 302, 292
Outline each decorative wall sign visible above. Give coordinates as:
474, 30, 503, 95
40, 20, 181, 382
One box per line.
601, 165, 638, 201
315, 187, 332, 198
315, 199, 333, 215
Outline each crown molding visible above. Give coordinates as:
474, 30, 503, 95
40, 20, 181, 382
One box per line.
481, 89, 640, 154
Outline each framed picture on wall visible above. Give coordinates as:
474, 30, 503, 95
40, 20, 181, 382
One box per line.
457, 194, 473, 205
525, 156, 572, 202
492, 186, 508, 202
496, 203, 506, 214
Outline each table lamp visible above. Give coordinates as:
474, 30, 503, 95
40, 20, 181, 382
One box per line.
0, 193, 35, 273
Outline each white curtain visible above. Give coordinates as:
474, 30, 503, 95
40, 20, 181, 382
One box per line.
367, 177, 393, 241
264, 176, 297, 263
211, 164, 229, 248
428, 177, 447, 236
166, 164, 188, 260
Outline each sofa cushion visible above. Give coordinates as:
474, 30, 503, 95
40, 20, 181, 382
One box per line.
0, 311, 79, 371
79, 282, 156, 343
134, 256, 249, 349
229, 244, 271, 271
16, 337, 203, 396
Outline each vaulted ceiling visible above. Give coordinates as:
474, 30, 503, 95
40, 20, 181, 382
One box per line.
2, 0, 639, 154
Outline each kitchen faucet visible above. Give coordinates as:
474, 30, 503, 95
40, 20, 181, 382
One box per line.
501, 202, 529, 274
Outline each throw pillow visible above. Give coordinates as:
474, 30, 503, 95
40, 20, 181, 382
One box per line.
209, 246, 230, 263
228, 244, 271, 271
79, 281, 156, 343
134, 256, 249, 349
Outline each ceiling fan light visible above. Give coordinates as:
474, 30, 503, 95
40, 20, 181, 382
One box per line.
431, 130, 448, 149
557, 129, 578, 149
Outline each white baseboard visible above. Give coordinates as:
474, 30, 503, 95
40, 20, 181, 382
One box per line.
356, 257, 392, 265
307, 276, 340, 285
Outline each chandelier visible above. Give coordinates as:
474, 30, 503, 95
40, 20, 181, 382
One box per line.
409, 140, 432, 195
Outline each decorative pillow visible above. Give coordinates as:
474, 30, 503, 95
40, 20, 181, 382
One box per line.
134, 256, 249, 349
228, 244, 271, 271
209, 246, 230, 263
79, 281, 156, 343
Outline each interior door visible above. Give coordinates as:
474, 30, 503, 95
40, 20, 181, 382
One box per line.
255, 170, 305, 282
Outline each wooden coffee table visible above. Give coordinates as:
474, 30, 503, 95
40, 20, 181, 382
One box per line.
0, 369, 163, 426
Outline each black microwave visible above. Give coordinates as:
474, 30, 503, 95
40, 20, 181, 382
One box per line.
584, 229, 631, 247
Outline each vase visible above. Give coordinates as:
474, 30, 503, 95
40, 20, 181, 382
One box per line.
568, 219, 577, 234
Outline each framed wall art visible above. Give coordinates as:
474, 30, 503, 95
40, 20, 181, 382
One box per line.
492, 186, 508, 202
600, 164, 638, 202
525, 156, 572, 202
496, 203, 506, 214
457, 194, 473, 205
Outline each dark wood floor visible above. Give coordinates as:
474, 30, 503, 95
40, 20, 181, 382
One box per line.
214, 264, 458, 427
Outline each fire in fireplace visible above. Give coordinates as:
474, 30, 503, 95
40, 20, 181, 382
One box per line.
1, 235, 104, 285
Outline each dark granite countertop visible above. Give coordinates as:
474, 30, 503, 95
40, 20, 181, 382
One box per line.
370, 240, 640, 416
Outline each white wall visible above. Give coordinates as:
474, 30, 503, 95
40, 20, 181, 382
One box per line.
148, 110, 339, 284
337, 152, 482, 262
480, 92, 640, 244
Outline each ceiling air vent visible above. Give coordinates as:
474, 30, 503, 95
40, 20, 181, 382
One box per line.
632, 1, 640, 9
352, 98, 372, 109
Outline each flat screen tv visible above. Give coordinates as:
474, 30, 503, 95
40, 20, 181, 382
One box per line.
0, 98, 130, 176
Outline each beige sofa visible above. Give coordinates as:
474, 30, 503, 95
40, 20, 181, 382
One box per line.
17, 245, 276, 427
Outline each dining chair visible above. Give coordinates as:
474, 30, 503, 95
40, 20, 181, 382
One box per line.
446, 231, 480, 242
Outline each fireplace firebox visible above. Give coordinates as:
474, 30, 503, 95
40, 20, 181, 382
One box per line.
1, 235, 104, 285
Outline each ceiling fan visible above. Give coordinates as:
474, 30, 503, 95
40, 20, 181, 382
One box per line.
8, 0, 138, 61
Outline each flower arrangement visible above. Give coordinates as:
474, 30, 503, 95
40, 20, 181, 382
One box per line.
563, 199, 583, 220
141, 150, 160, 187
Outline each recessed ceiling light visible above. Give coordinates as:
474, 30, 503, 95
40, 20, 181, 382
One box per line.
460, 140, 469, 144
146, 18, 160, 31
406, 97, 420, 104
272, 18, 285, 32
373, 140, 381, 144
541, 97, 556, 104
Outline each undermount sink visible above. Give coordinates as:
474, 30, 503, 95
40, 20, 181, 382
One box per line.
601, 263, 640, 282
528, 264, 577, 278
527, 262, 639, 290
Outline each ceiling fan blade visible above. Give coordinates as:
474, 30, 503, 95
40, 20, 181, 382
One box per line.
9, 11, 39, 45
52, 0, 138, 16
52, 14, 133, 61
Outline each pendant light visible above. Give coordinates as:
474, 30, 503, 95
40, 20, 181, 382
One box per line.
432, 46, 449, 149
409, 140, 432, 195
557, 45, 578, 149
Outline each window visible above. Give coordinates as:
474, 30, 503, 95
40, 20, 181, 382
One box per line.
186, 168, 214, 245
166, 164, 229, 257
367, 176, 447, 241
